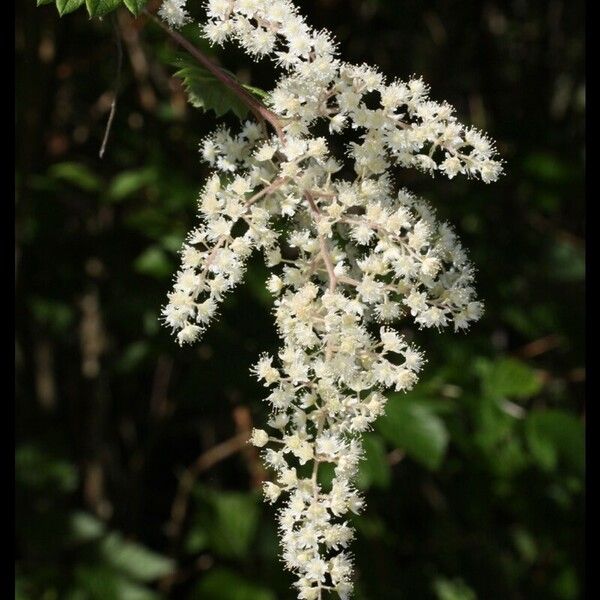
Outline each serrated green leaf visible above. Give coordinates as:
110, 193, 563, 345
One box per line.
123, 0, 147, 15
377, 397, 449, 470
86, 0, 123, 17
37, 0, 55, 6
174, 65, 250, 120
173, 57, 269, 120
57, 0, 85, 15
100, 533, 175, 582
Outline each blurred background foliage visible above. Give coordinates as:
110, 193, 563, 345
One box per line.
16, 0, 584, 598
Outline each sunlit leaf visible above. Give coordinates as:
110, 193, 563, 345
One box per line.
56, 0, 85, 15
86, 0, 123, 17
108, 167, 157, 202
190, 569, 275, 600
134, 246, 173, 278
377, 397, 449, 470
66, 512, 106, 544
48, 162, 102, 192
433, 577, 477, 600
173, 56, 269, 120
123, 0, 147, 15
188, 488, 260, 559
480, 358, 542, 399
100, 533, 175, 582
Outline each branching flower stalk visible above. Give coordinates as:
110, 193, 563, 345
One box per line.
159, 1, 503, 598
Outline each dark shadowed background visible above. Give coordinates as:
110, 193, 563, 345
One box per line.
16, 1, 584, 598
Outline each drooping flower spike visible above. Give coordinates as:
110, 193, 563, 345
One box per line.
161, 1, 502, 597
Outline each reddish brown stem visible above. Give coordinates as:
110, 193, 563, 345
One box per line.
144, 10, 285, 141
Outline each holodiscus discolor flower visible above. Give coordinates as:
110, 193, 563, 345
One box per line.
160, 1, 503, 597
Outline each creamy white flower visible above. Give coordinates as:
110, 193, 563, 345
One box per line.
250, 428, 270, 447
158, 0, 189, 28
161, 1, 502, 596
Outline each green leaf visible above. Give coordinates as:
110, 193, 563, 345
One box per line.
86, 0, 123, 17
174, 64, 250, 119
56, 0, 85, 15
526, 409, 585, 474
173, 56, 269, 120
184, 526, 210, 554
100, 533, 175, 582
29, 296, 75, 334
190, 569, 276, 600
471, 394, 528, 477
547, 239, 585, 282
209, 492, 260, 558
16, 444, 78, 493
48, 162, 102, 192
134, 246, 173, 278
551, 566, 580, 600
188, 489, 260, 559
37, 0, 55, 6
353, 514, 388, 541
74, 565, 121, 598
123, 0, 147, 15
74, 565, 160, 599
117, 341, 151, 373
15, 577, 30, 600
511, 527, 538, 563
243, 83, 270, 102
523, 152, 572, 183
66, 512, 106, 544
377, 396, 449, 470
108, 167, 157, 202
433, 577, 477, 600
357, 433, 391, 490
481, 358, 542, 399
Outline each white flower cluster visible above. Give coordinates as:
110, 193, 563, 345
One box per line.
161, 1, 502, 597
159, 0, 190, 28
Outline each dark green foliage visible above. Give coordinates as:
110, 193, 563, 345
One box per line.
37, 0, 147, 17
378, 396, 449, 470
17, 1, 584, 599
